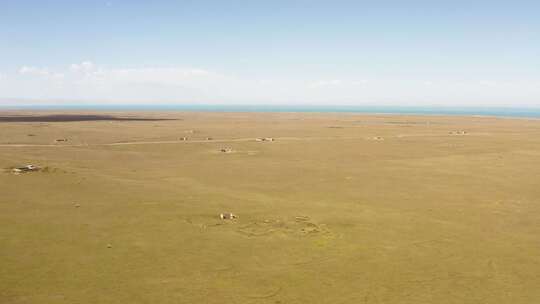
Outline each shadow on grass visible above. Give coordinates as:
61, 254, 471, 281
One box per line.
0, 114, 178, 122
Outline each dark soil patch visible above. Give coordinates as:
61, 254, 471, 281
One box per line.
0, 114, 177, 123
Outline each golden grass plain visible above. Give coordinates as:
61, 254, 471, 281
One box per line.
1, 111, 540, 303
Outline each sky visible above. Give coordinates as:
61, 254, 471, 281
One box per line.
0, 0, 539, 106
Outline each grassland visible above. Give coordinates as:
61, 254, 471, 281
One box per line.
1, 111, 540, 303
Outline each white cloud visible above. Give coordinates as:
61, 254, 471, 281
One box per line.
479, 80, 497, 87
351, 80, 369, 86
70, 61, 96, 73
18, 62, 220, 91
94, 67, 214, 86
66, 61, 214, 85
309, 79, 343, 88
4, 61, 540, 106
19, 66, 50, 76
11, 62, 246, 102
309, 79, 369, 89
19, 65, 64, 81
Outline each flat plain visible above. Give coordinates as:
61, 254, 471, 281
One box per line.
1, 111, 540, 303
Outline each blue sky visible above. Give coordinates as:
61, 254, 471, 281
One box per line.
1, 0, 539, 106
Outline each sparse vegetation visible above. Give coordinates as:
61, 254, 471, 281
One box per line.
1, 112, 540, 303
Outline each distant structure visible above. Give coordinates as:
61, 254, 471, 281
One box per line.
220, 148, 232, 153
12, 164, 40, 174
256, 137, 275, 142
179, 137, 188, 141
206, 137, 213, 140
449, 130, 467, 135
55, 138, 68, 142
220, 213, 237, 220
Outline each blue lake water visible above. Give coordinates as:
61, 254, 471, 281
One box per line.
3, 104, 540, 118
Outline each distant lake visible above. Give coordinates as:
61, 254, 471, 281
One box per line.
3, 104, 540, 118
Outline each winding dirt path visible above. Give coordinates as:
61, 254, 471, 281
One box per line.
0, 137, 297, 148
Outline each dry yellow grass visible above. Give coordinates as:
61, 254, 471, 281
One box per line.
1, 111, 540, 303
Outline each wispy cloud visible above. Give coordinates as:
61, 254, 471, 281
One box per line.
13, 61, 249, 102
19, 66, 65, 81
6, 61, 540, 106
479, 80, 498, 87
69, 61, 96, 73
309, 79, 343, 88
19, 62, 219, 88
309, 79, 368, 88
19, 66, 51, 76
